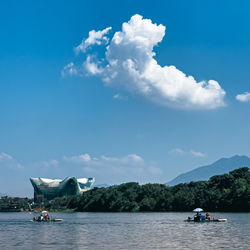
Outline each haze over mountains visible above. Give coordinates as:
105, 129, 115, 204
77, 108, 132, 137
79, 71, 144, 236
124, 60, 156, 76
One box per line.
167, 155, 250, 186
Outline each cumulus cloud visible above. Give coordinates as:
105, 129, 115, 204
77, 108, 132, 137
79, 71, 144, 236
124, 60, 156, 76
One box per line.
64, 14, 226, 110
74, 27, 112, 54
235, 92, 250, 102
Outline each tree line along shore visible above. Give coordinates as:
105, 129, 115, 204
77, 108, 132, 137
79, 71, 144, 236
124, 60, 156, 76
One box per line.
46, 167, 249, 212
1, 167, 249, 212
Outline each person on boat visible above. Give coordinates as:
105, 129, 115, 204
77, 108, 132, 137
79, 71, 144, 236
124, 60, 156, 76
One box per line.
194, 212, 201, 222
44, 212, 50, 221
206, 212, 211, 220
37, 214, 44, 221
200, 214, 206, 221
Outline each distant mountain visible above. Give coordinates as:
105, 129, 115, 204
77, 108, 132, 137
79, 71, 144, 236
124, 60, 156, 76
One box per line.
167, 155, 250, 186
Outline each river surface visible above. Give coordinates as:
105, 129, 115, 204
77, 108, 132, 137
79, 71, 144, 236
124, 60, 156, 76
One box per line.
0, 212, 249, 249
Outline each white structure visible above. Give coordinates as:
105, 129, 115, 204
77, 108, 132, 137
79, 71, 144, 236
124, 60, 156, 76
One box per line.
30, 177, 95, 200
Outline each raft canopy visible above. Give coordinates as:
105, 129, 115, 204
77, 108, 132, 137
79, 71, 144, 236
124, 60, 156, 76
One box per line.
193, 208, 203, 212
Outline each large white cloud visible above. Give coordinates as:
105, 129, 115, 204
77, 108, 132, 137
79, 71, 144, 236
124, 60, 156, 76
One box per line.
235, 92, 250, 102
64, 14, 226, 110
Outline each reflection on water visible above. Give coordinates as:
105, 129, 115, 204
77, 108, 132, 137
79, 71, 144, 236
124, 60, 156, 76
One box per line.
0, 212, 249, 249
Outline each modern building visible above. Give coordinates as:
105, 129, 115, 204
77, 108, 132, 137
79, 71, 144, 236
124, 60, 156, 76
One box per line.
30, 177, 95, 201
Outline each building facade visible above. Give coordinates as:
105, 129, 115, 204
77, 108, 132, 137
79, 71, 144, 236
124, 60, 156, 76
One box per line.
30, 177, 95, 201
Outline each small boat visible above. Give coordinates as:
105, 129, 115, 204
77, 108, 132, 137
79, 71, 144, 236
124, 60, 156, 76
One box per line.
31, 210, 63, 222
31, 218, 63, 222
184, 217, 227, 222
185, 208, 227, 222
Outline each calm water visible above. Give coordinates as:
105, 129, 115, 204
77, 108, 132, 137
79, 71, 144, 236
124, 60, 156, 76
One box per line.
0, 212, 249, 249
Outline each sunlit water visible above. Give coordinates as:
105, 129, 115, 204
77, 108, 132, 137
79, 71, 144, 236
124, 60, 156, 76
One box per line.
0, 212, 249, 249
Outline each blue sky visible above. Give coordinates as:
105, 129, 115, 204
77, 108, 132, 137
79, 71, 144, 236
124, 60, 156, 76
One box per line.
1, 0, 250, 196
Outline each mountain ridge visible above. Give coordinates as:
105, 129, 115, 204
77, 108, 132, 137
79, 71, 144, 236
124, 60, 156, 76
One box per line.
166, 155, 250, 185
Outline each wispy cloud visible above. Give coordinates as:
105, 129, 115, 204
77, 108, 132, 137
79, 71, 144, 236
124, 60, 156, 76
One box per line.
0, 152, 13, 161
190, 150, 206, 158
101, 154, 144, 164
169, 148, 185, 155
39, 159, 59, 168
63, 14, 226, 110
0, 152, 23, 169
169, 148, 206, 158
61, 62, 78, 77
113, 93, 127, 100
236, 92, 250, 102
63, 153, 92, 163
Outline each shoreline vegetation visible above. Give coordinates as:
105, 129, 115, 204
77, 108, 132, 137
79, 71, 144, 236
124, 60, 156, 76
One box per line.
47, 167, 249, 212
1, 167, 249, 212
